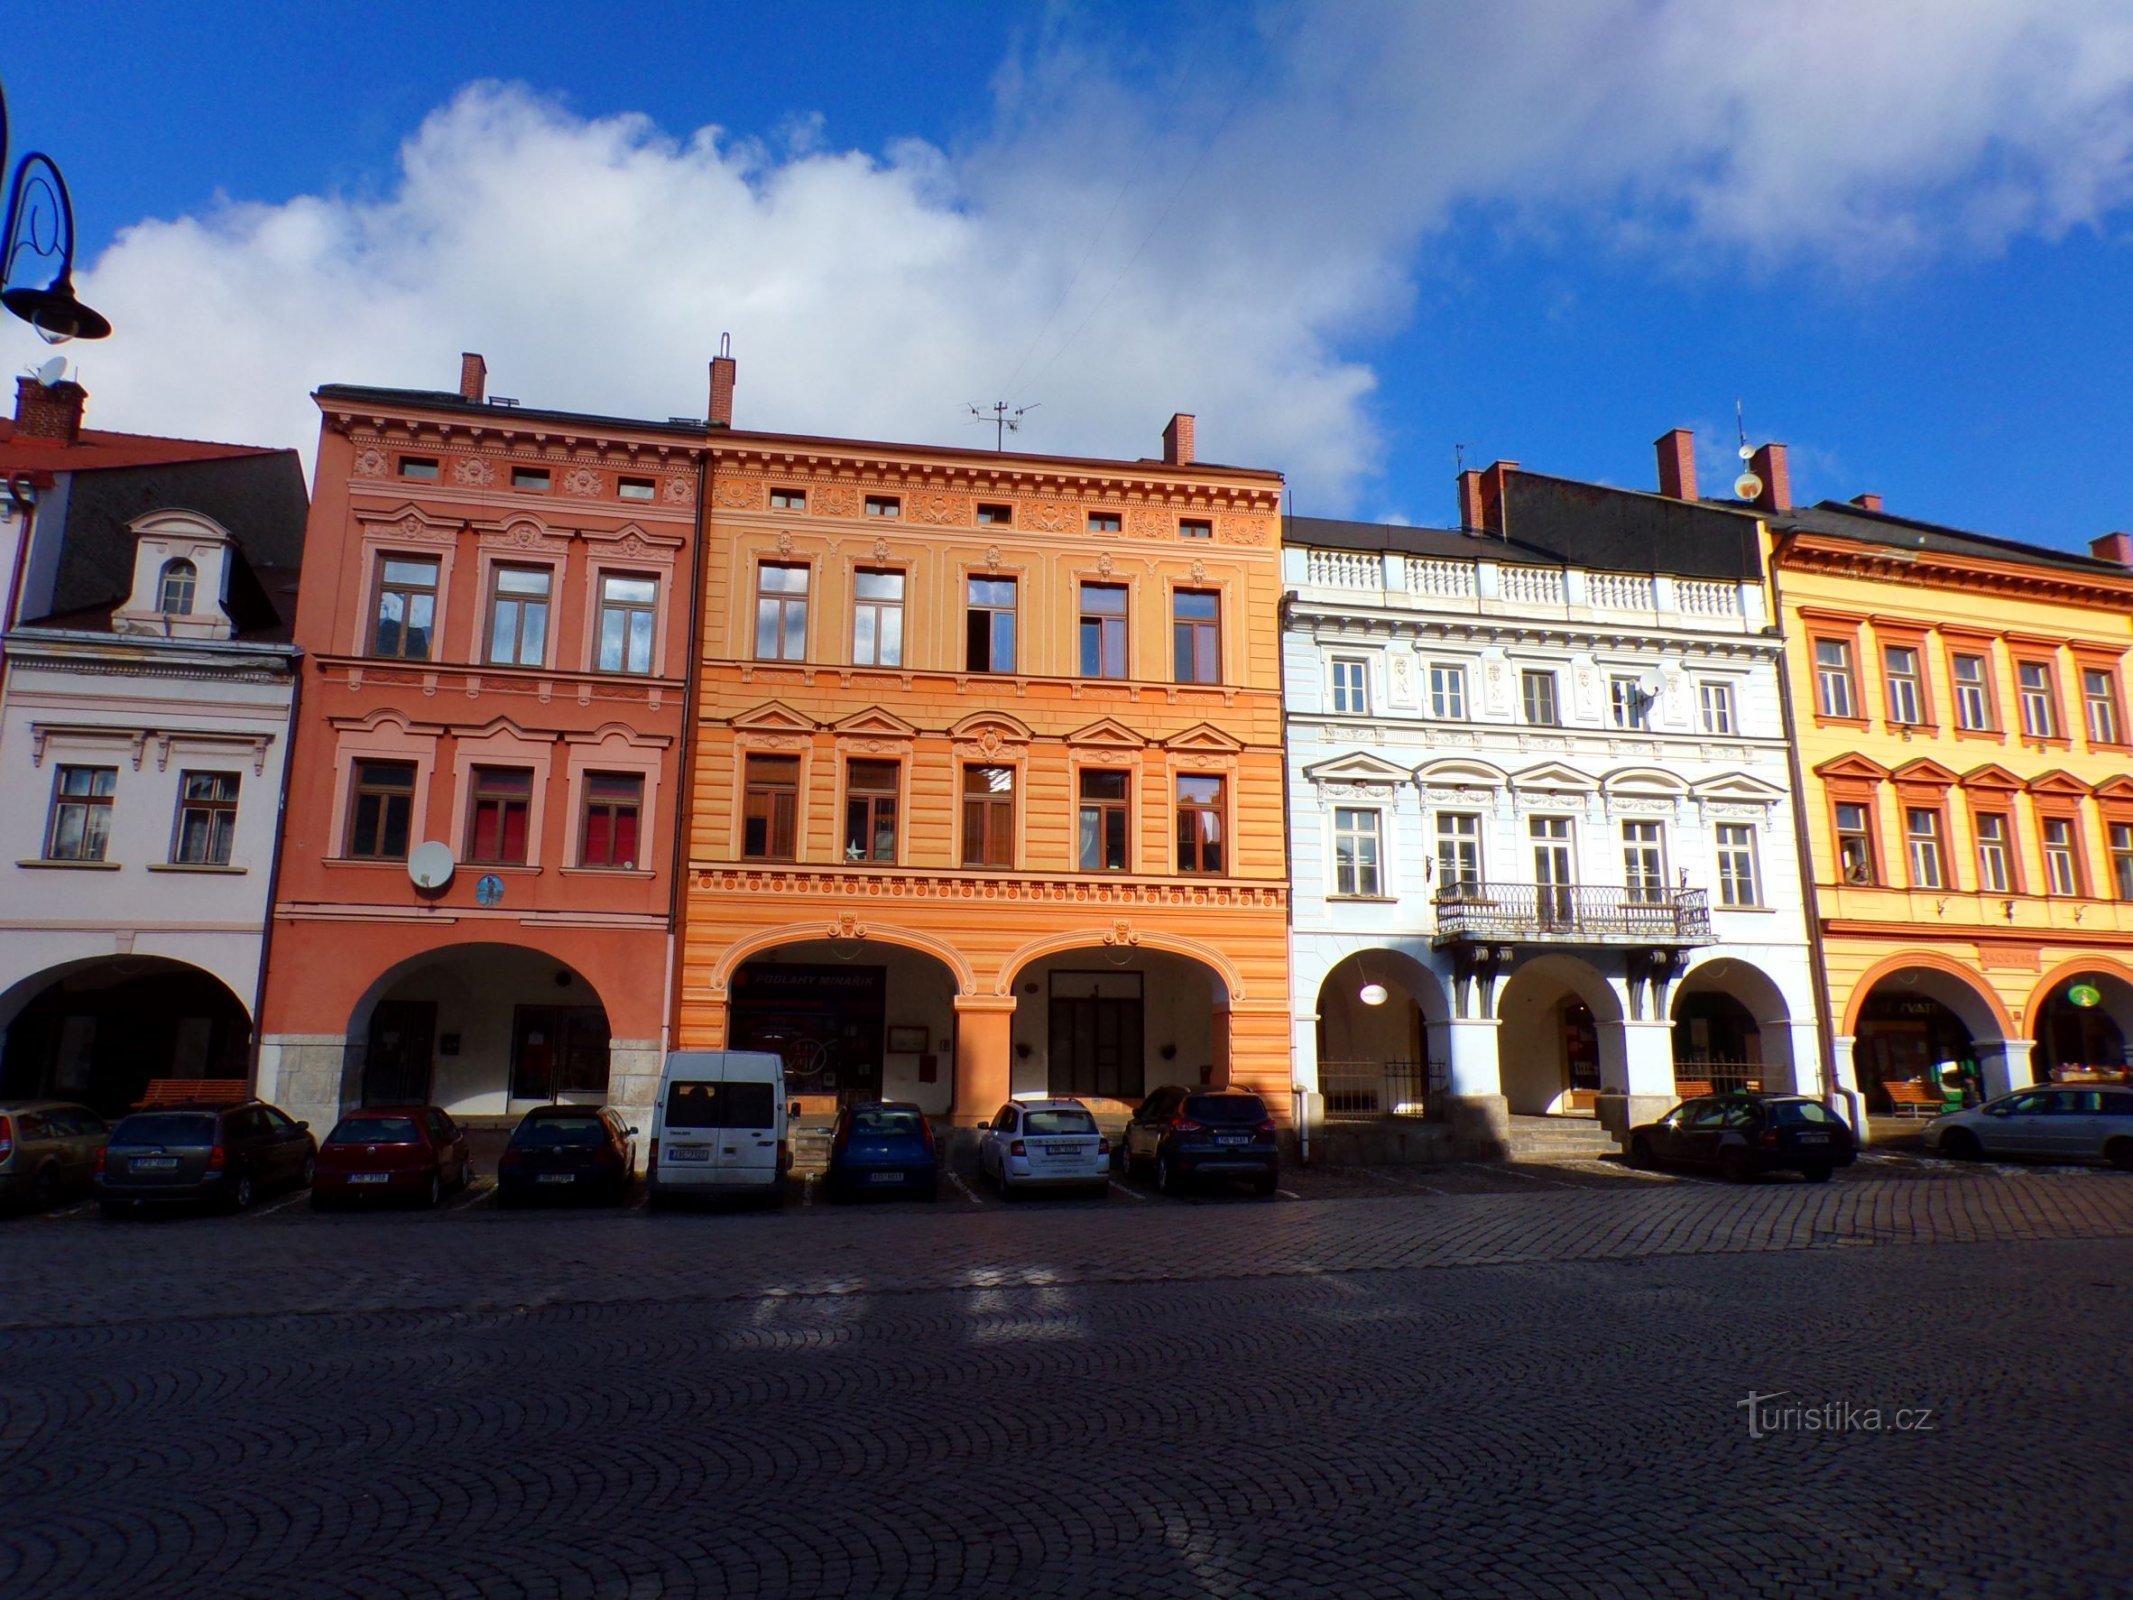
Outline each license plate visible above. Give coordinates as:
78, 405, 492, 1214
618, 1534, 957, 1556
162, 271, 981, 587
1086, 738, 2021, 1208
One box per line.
1216, 1135, 1249, 1145
1796, 1133, 1829, 1144
349, 1173, 390, 1184
536, 1173, 576, 1184
665, 1146, 711, 1163
1043, 1142, 1081, 1155
868, 1172, 903, 1185
134, 1157, 178, 1170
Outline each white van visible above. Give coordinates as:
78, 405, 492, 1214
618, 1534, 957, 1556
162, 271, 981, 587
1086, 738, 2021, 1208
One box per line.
647, 1050, 790, 1204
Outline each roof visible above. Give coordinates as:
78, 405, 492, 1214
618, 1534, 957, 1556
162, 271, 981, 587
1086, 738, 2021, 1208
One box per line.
0, 419, 283, 475
1287, 514, 1560, 568
1776, 499, 2128, 578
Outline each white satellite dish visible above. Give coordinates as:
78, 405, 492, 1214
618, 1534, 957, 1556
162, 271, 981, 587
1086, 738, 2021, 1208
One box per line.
408, 841, 456, 890
1737, 443, 1755, 461
33, 356, 65, 385
1734, 471, 1764, 500
1637, 672, 1664, 700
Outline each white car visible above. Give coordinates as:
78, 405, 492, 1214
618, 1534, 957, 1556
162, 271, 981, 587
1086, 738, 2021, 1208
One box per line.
977, 1099, 1110, 1198
1923, 1084, 2133, 1169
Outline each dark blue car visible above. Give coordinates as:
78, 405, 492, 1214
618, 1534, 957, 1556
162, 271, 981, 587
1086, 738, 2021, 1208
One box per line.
825, 1102, 938, 1201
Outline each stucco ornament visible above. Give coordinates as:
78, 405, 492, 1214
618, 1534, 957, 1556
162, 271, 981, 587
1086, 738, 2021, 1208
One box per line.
913, 492, 966, 525
714, 478, 761, 510
1096, 552, 1116, 577
1028, 502, 1073, 533
1129, 508, 1169, 539
1223, 516, 1270, 546
353, 446, 388, 477
985, 545, 1002, 569
452, 456, 496, 487
815, 485, 859, 517
776, 531, 794, 555
1104, 920, 1141, 948
563, 466, 603, 497
872, 537, 891, 561
662, 475, 693, 504
1190, 559, 1207, 583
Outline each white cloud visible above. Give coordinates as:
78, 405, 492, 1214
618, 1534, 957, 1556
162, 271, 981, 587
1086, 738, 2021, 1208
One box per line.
17, 3, 2133, 512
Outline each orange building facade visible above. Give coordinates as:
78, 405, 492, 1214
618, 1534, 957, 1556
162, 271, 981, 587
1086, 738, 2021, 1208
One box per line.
256, 357, 704, 1137
677, 413, 1294, 1129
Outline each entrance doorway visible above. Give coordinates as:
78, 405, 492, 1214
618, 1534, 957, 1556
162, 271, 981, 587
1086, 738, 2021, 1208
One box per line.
363, 1000, 435, 1105
727, 962, 885, 1105
508, 1006, 610, 1101
1048, 970, 1144, 1099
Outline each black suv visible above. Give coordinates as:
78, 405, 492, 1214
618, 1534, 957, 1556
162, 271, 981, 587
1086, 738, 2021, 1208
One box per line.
1628, 1093, 1855, 1183
1121, 1087, 1279, 1197
96, 1100, 317, 1216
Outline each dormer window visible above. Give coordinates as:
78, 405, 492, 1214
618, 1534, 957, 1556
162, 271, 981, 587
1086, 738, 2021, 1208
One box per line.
157, 559, 197, 615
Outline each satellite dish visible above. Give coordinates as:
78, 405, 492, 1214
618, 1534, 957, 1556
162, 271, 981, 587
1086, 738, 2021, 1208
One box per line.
407, 841, 456, 890
1637, 672, 1665, 700
1734, 471, 1764, 500
33, 356, 64, 385
1737, 443, 1755, 461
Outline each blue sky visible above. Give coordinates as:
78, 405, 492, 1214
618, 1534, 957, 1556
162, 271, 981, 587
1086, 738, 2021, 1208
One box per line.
10, 2, 2133, 548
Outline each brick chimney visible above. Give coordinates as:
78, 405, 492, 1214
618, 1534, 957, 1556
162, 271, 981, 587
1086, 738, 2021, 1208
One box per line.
458, 352, 487, 403
1458, 460, 1516, 536
1655, 428, 1697, 500
1748, 442, 1791, 512
708, 341, 737, 429
13, 377, 87, 444
2091, 532, 2133, 566
1850, 492, 1883, 513
1163, 413, 1196, 466
1457, 469, 1485, 532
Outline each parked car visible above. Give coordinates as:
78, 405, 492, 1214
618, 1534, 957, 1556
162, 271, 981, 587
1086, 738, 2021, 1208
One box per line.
645, 1049, 789, 1207
978, 1099, 1109, 1198
825, 1101, 938, 1200
1121, 1086, 1280, 1197
312, 1106, 473, 1209
1925, 1085, 2133, 1169
95, 1100, 316, 1216
0, 1101, 109, 1211
1628, 1093, 1855, 1182
496, 1106, 636, 1207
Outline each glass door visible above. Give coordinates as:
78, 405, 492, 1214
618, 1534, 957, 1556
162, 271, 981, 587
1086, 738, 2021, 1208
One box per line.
1531, 816, 1575, 928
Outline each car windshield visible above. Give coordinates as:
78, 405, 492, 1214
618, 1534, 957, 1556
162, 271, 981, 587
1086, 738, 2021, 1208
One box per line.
328, 1116, 421, 1144
1024, 1109, 1097, 1136
513, 1116, 607, 1147
1769, 1101, 1837, 1126
1185, 1095, 1266, 1125
111, 1113, 215, 1145
851, 1109, 925, 1137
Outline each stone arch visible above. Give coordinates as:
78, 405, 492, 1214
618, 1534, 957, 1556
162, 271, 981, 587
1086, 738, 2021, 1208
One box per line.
996, 928, 1240, 1003
0, 956, 252, 1117
1495, 954, 1621, 1115
710, 922, 976, 998
1842, 952, 2012, 1039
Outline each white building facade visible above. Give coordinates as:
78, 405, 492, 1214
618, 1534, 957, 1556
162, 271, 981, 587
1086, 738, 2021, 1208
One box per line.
1284, 470, 1825, 1153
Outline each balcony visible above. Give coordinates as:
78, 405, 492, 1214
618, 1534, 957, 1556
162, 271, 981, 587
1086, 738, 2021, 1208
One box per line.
1431, 883, 1713, 947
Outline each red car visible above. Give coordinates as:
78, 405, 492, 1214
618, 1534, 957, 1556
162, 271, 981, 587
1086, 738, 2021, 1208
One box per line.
312, 1106, 472, 1209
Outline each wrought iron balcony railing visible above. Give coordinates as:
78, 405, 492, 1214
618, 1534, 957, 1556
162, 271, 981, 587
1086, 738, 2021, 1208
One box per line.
1432, 883, 1713, 945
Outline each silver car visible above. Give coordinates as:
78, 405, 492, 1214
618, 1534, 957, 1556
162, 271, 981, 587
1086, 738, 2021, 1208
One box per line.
0, 1101, 110, 1210
1923, 1085, 2133, 1169
977, 1098, 1110, 1198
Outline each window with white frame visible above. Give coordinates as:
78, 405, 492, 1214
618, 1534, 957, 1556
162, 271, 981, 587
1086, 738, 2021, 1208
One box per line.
2042, 817, 2083, 896
2018, 661, 2058, 738
1622, 820, 1666, 904
1435, 812, 1481, 896
1715, 822, 1761, 907
1834, 801, 1876, 884
1952, 653, 1993, 731
1332, 807, 1383, 897
1521, 669, 1559, 726
1883, 645, 1924, 726
1609, 675, 1651, 731
852, 569, 905, 668
157, 559, 197, 615
595, 573, 658, 674
1697, 679, 1735, 735
1330, 656, 1370, 716
1815, 638, 1856, 719
486, 566, 552, 667
2112, 822, 2133, 900
2084, 668, 2122, 745
1905, 808, 1945, 889
1974, 811, 2012, 893
1427, 662, 1467, 720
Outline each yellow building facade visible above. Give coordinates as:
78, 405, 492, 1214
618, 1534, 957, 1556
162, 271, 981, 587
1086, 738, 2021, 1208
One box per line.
675, 413, 1293, 1128
1773, 488, 2133, 1111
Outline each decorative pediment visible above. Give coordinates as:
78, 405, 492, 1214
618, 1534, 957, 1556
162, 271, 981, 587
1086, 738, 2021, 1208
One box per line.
455, 715, 551, 748
1601, 766, 1690, 797
2093, 774, 2133, 803
1956, 762, 2025, 792
947, 711, 1034, 744
356, 502, 460, 544
1889, 757, 1960, 787
1064, 717, 1148, 750
327, 706, 443, 737
731, 701, 819, 734
1164, 722, 1245, 754
1302, 751, 1413, 786
1413, 757, 1508, 790
831, 706, 919, 740
562, 720, 673, 750
2027, 768, 2093, 797
1689, 771, 1786, 803
581, 520, 686, 555
1813, 753, 1891, 781
1507, 761, 1600, 794
483, 516, 568, 553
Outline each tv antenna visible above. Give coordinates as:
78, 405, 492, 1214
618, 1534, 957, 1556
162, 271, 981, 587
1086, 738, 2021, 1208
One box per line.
967, 400, 1038, 452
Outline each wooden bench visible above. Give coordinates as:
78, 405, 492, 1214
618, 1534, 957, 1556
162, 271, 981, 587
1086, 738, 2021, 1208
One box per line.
134, 1078, 250, 1109
1674, 1079, 1714, 1100
1882, 1080, 1945, 1118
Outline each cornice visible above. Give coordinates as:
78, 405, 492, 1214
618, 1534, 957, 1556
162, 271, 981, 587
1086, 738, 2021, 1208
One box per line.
706, 446, 1281, 517
1779, 533, 2133, 609
1287, 606, 1778, 657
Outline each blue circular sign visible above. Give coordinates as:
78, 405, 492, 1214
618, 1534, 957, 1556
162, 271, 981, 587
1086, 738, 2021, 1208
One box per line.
476, 874, 505, 907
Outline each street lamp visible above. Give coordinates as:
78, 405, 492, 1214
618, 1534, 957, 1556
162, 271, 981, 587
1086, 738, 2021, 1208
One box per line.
0, 78, 108, 343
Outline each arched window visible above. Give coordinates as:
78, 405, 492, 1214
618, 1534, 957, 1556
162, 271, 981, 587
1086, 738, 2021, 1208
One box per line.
157, 558, 197, 614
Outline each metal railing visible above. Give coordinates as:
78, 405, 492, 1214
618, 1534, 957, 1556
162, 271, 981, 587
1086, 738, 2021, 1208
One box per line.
1670, 1060, 1764, 1095
1433, 882, 1713, 943
1318, 1059, 1439, 1118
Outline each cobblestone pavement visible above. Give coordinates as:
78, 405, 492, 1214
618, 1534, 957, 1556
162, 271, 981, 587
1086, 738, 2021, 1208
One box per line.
4, 1170, 2132, 1597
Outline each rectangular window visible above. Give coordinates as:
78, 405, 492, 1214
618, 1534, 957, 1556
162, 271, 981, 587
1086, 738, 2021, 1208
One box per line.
842, 760, 899, 864
45, 765, 116, 861
1698, 679, 1736, 735
962, 765, 1015, 868
618, 476, 656, 502
1521, 670, 1559, 726
1087, 511, 1122, 534
347, 761, 415, 860
466, 767, 533, 865
864, 494, 900, 519
2112, 822, 2133, 900
172, 771, 239, 866
770, 487, 806, 510
1622, 820, 1666, 904
1178, 518, 1213, 540
397, 456, 439, 481
1884, 645, 1923, 726
579, 773, 642, 869
1436, 813, 1482, 896
2043, 817, 2082, 896
2084, 668, 2122, 745
486, 565, 553, 668
1974, 811, 2012, 894
371, 556, 439, 660
1815, 638, 1856, 719
966, 577, 1018, 672
1172, 590, 1221, 684
1905, 808, 1945, 889
1952, 653, 1993, 730
742, 755, 800, 861
1078, 770, 1130, 871
595, 573, 658, 674
1175, 775, 1226, 874
853, 569, 905, 667
1531, 816, 1576, 923
1332, 656, 1370, 716
1428, 662, 1467, 720
754, 562, 810, 661
1609, 675, 1651, 731
1079, 583, 1129, 678
1333, 808, 1382, 897
1835, 801, 1876, 885
975, 502, 1011, 526
1716, 823, 1761, 907
511, 466, 550, 492
2018, 661, 2058, 738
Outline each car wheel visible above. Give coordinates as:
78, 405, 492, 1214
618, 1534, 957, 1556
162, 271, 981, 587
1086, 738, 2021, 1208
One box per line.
1718, 1148, 1753, 1185
29, 1165, 59, 1212
1801, 1164, 1834, 1184
228, 1172, 256, 1212
296, 1153, 316, 1190
1628, 1137, 1656, 1171
309, 1190, 336, 1212
99, 1200, 129, 1220
1156, 1154, 1181, 1196
424, 1174, 442, 1209
1942, 1128, 1984, 1162
2104, 1138, 2133, 1174
1253, 1173, 1279, 1199
497, 1187, 522, 1210
997, 1170, 1015, 1201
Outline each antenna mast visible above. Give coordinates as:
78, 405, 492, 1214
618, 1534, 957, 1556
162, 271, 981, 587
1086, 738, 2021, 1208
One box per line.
966, 400, 1039, 452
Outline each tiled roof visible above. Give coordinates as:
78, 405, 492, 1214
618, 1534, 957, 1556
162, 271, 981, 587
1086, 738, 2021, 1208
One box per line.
0, 420, 282, 475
